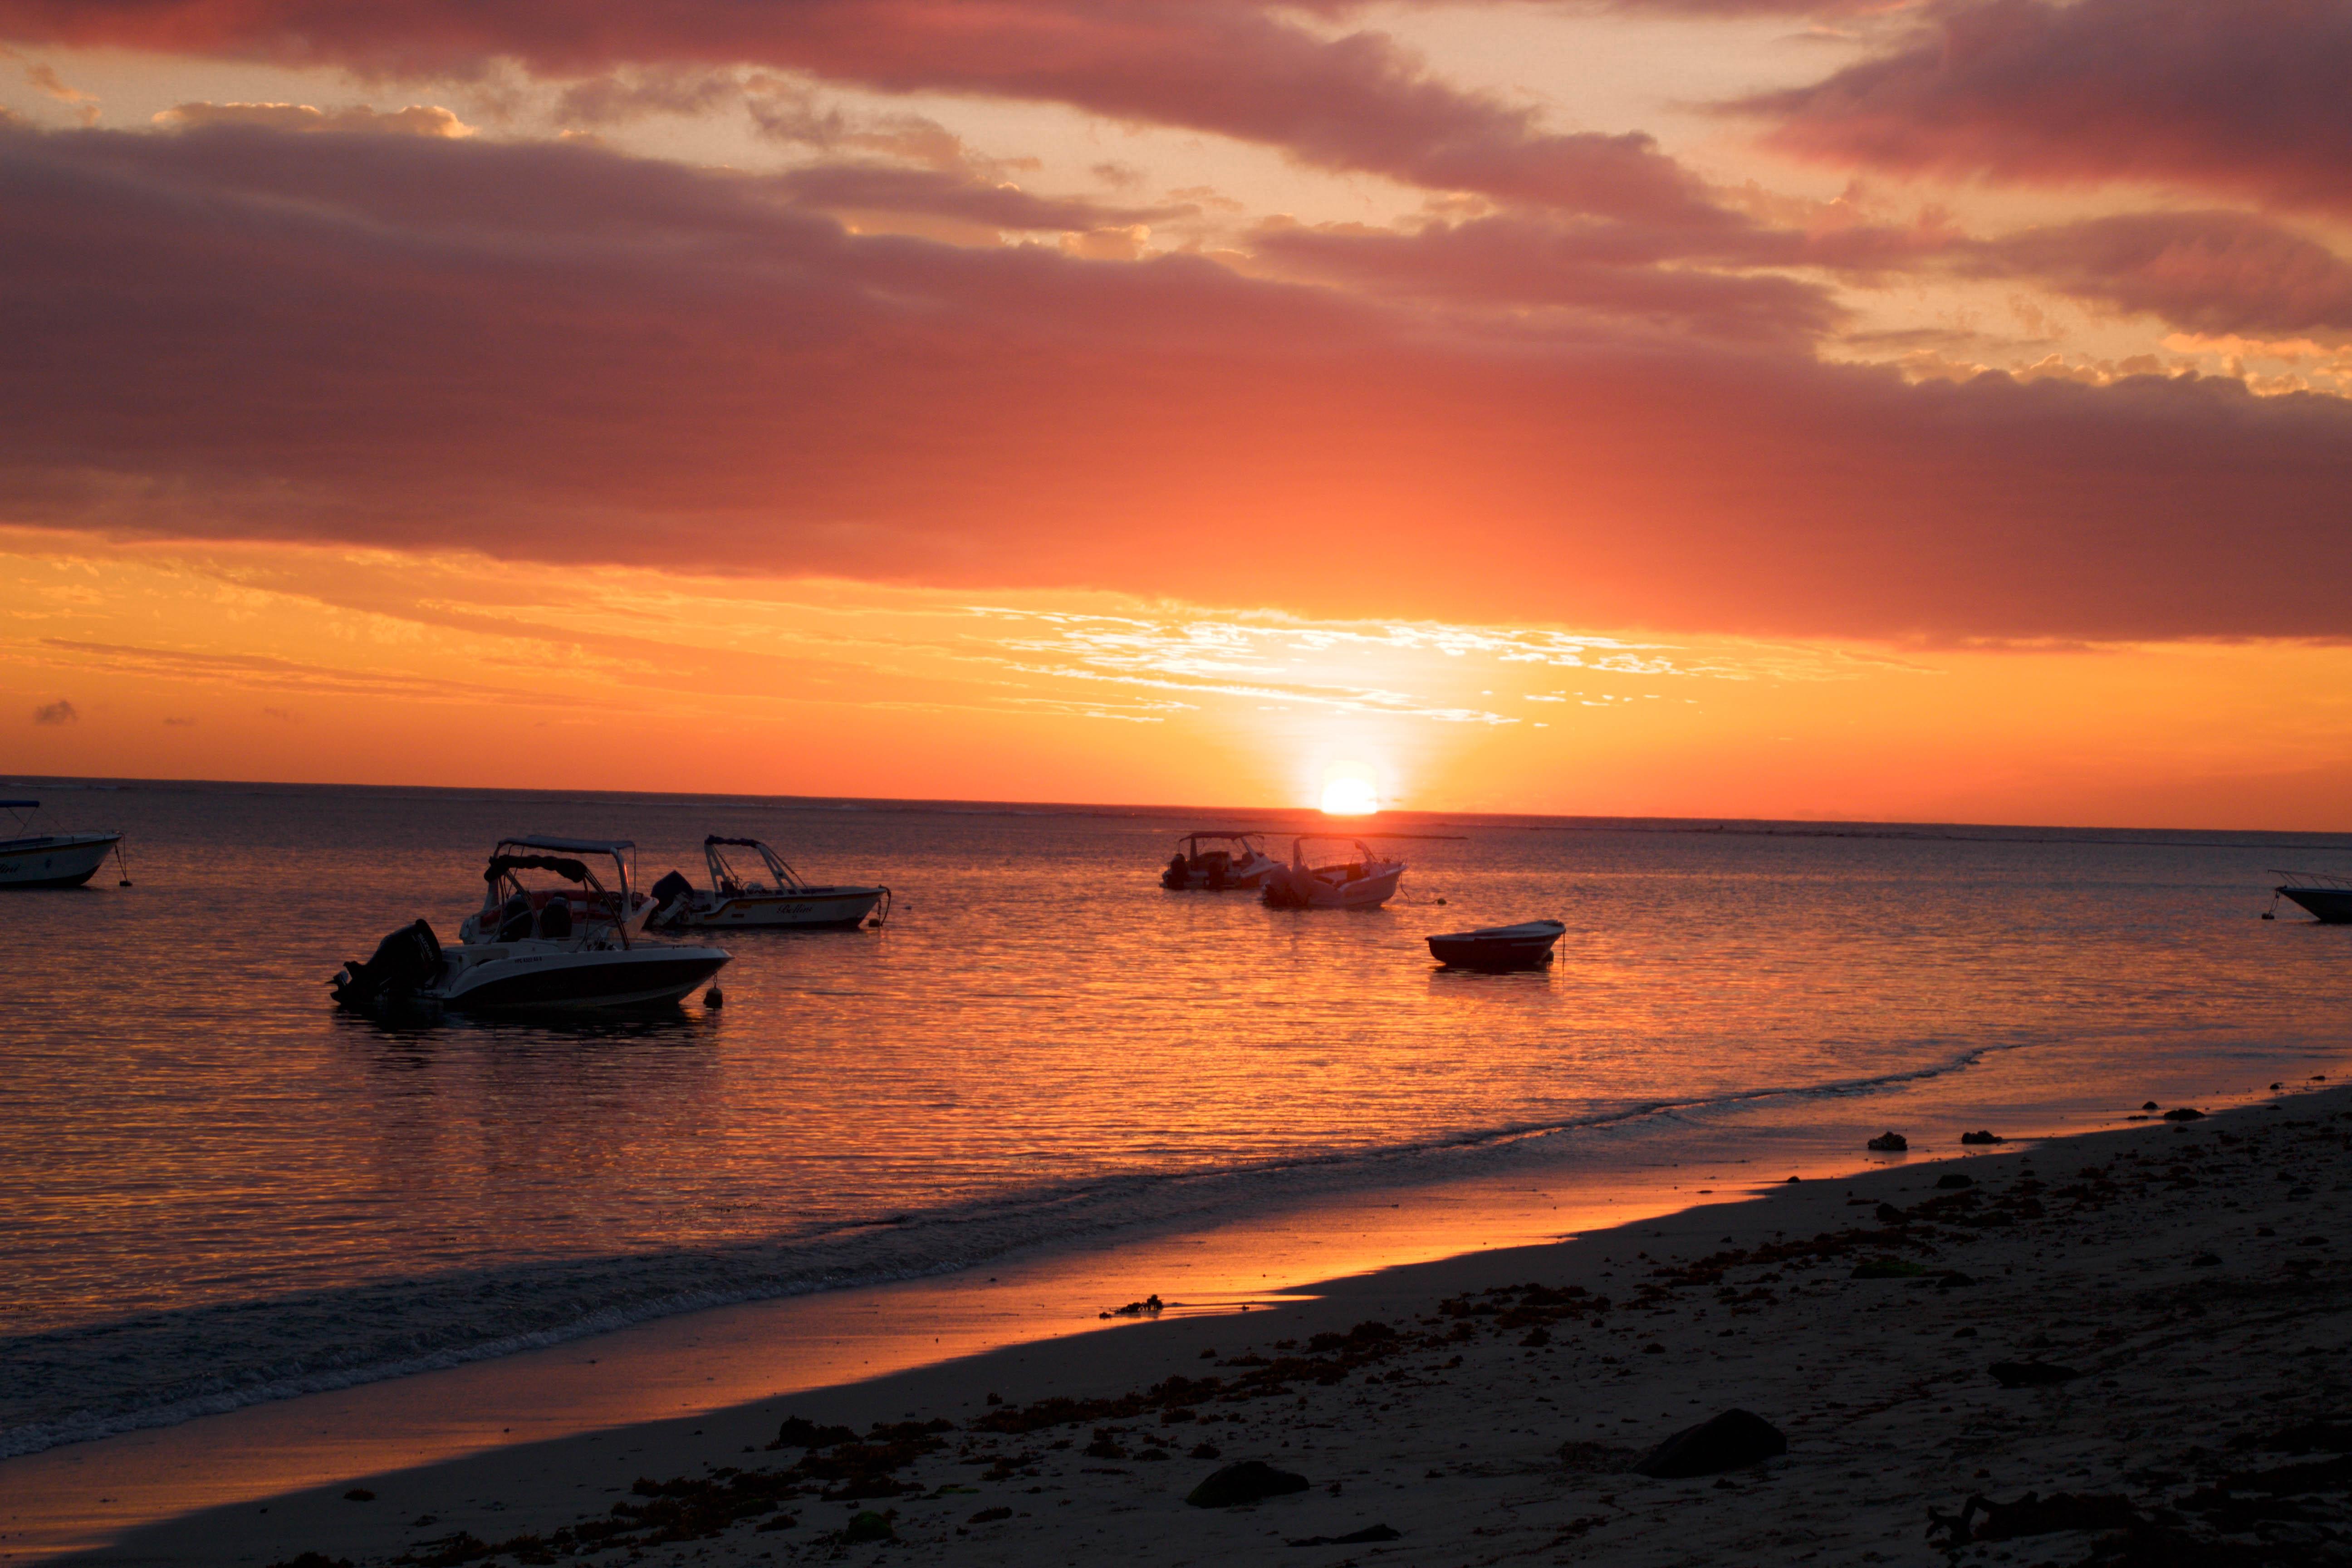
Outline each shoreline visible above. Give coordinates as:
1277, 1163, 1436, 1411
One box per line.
24, 1081, 2352, 1566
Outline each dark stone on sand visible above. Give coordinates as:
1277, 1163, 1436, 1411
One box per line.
1988, 1362, 2082, 1388
340, 1488, 375, 1502
1785, 1175, 1799, 1182
1186, 1460, 1311, 1508
1867, 1132, 1908, 1152
1874, 1202, 1908, 1222
968, 1506, 1012, 1524
1960, 1131, 2004, 1145
1286, 1524, 1402, 1547
2163, 1107, 2207, 1121
2192, 1252, 2223, 1267
770, 1416, 858, 1449
1936, 1173, 1975, 1189
843, 1509, 896, 1543
1851, 1258, 1930, 1279
1520, 1327, 1551, 1347
1642, 1341, 1666, 1353
2143, 1101, 2161, 1110
1189, 1442, 1223, 1460
1937, 1271, 1977, 1289
1632, 1409, 1788, 1478
265, 1556, 354, 1568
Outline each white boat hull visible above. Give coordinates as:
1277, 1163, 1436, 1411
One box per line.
0, 833, 120, 889
667, 887, 884, 929
1264, 864, 1404, 909
424, 941, 731, 1013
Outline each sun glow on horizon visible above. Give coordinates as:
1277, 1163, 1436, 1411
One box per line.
1320, 768, 1380, 816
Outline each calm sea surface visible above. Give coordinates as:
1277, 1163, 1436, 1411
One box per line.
4, 779, 2349, 1457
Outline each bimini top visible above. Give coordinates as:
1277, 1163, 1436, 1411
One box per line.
505, 834, 634, 855
1, 800, 37, 809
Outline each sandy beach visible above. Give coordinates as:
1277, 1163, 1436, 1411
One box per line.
47, 1083, 2351, 1568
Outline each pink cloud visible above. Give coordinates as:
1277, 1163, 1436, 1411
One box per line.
1971, 211, 2352, 335
2, 121, 2350, 643
1740, 0, 2352, 214
0, 0, 1729, 221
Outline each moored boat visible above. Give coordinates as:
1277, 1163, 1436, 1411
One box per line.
1159, 831, 1281, 890
1426, 918, 1566, 971
649, 836, 888, 929
333, 837, 729, 1015
2272, 870, 2352, 924
1260, 835, 1405, 910
0, 799, 127, 889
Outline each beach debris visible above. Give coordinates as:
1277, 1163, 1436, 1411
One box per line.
266, 1556, 354, 1568
1285, 1524, 1402, 1546
1874, 1201, 1908, 1222
1520, 1327, 1552, 1346
1100, 1293, 1166, 1319
2143, 1101, 2161, 1111
1631, 1409, 1788, 1478
1987, 1361, 2083, 1388
1190, 1442, 1223, 1460
1642, 1341, 1666, 1353
1867, 1132, 1908, 1152
1926, 1490, 2140, 1544
842, 1509, 896, 1543
1960, 1131, 2004, 1145
769, 1416, 858, 1449
2192, 1251, 2224, 1267
967, 1506, 1012, 1524
1936, 1270, 1978, 1288
1557, 1440, 1642, 1474
1083, 1427, 1128, 1459
1186, 1460, 1311, 1508
1954, 1326, 1978, 1337
342, 1488, 376, 1502
2164, 1107, 2207, 1121
1851, 1258, 1930, 1279
1936, 1173, 1975, 1189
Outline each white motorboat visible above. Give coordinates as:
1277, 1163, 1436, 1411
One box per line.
1426, 919, 1566, 971
332, 837, 729, 1015
1260, 835, 1405, 910
0, 799, 127, 889
2270, 870, 2352, 924
649, 836, 888, 930
1159, 831, 1281, 891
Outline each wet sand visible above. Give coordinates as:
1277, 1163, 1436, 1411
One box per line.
46, 1083, 2352, 1567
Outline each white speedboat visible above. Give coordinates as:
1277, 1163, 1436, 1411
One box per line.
2271, 870, 2352, 924
1159, 831, 1281, 891
1427, 919, 1565, 971
1260, 835, 1405, 910
332, 837, 729, 1015
0, 799, 127, 889
649, 836, 888, 930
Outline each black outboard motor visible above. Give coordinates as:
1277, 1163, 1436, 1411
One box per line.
331, 919, 443, 1012
648, 868, 696, 925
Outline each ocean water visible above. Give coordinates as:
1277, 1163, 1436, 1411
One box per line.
4, 779, 2349, 1460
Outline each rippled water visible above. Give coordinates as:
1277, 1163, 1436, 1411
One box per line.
4, 779, 2349, 1455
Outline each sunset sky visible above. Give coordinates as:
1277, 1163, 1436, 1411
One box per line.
4, 0, 2348, 825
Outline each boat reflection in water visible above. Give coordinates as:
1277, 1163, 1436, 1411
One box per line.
333, 835, 730, 1016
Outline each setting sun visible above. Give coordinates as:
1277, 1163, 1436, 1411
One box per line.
1320, 770, 1380, 816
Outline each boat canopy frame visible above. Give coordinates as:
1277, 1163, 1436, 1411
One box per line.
705, 835, 812, 895
482, 838, 633, 946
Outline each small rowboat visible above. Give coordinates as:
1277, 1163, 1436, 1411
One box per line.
1426, 919, 1565, 971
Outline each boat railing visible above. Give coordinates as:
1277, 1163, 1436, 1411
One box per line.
2272, 869, 2352, 891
